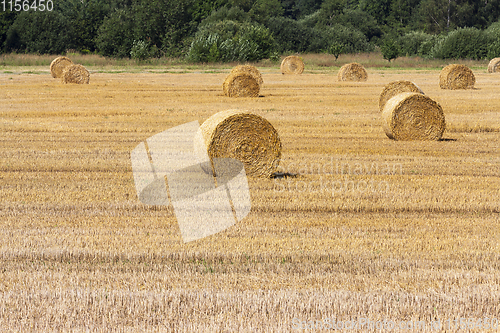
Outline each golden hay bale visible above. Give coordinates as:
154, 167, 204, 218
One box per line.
382, 92, 446, 141
487, 57, 500, 73
50, 56, 73, 78
222, 72, 260, 97
280, 55, 304, 74
379, 80, 424, 111
196, 110, 282, 177
230, 65, 263, 86
439, 64, 475, 89
337, 63, 368, 82
61, 64, 90, 84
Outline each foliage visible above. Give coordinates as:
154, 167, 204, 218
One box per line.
199, 5, 250, 26
95, 9, 134, 58
266, 17, 315, 53
186, 21, 275, 62
3, 0, 500, 61
380, 39, 400, 62
5, 11, 73, 54
322, 24, 374, 54
336, 9, 382, 41
328, 42, 345, 60
249, 0, 284, 24
130, 40, 159, 60
0, 11, 18, 53
397, 31, 434, 56
430, 27, 489, 60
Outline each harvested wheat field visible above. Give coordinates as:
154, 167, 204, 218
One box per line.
0, 65, 499, 331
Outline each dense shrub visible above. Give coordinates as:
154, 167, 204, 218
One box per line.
336, 9, 381, 41
485, 21, 500, 58
200, 5, 250, 26
397, 31, 434, 56
381, 38, 400, 62
187, 21, 275, 62
95, 9, 134, 58
322, 24, 374, 54
5, 11, 73, 54
267, 17, 315, 53
418, 34, 442, 58
430, 27, 489, 60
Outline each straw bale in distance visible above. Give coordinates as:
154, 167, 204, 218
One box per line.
196, 110, 281, 177
338, 63, 368, 82
382, 92, 445, 141
50, 56, 73, 78
62, 64, 90, 84
230, 65, 263, 86
280, 55, 304, 74
379, 81, 424, 111
439, 64, 475, 89
223, 72, 260, 97
487, 58, 500, 73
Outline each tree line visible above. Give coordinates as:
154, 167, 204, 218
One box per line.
1, 0, 500, 61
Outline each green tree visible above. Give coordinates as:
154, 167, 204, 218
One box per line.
5, 11, 72, 54
316, 0, 346, 27
250, 0, 284, 23
0, 11, 18, 53
95, 9, 134, 57
381, 39, 400, 62
328, 42, 345, 59
56, 0, 111, 52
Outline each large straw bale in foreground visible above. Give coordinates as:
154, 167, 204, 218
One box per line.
382, 92, 445, 141
439, 64, 475, 89
280, 55, 304, 74
487, 58, 500, 73
223, 72, 260, 97
338, 63, 368, 82
230, 65, 263, 86
50, 56, 73, 78
196, 110, 281, 177
379, 81, 424, 111
62, 64, 90, 84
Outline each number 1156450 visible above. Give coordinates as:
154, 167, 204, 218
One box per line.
2, 0, 53, 12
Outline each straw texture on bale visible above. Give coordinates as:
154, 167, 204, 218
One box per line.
379, 81, 424, 111
196, 110, 281, 177
487, 58, 500, 73
230, 65, 263, 86
62, 64, 90, 84
50, 56, 73, 78
382, 92, 445, 141
338, 63, 368, 82
222, 72, 260, 97
280, 55, 304, 74
439, 64, 475, 89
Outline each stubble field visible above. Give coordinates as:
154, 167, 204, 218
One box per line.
0, 63, 499, 331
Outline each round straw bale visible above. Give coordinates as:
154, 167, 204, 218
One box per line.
222, 72, 260, 97
379, 81, 424, 111
338, 63, 368, 82
439, 64, 475, 89
62, 64, 90, 84
487, 57, 500, 73
196, 110, 281, 177
230, 65, 263, 86
280, 55, 304, 74
382, 92, 445, 141
50, 56, 73, 78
